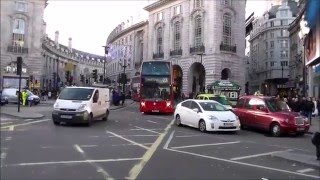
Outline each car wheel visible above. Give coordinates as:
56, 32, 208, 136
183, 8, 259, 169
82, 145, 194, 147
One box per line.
175, 115, 182, 126
270, 123, 281, 137
199, 120, 206, 132
102, 110, 109, 121
86, 114, 93, 127
53, 121, 59, 125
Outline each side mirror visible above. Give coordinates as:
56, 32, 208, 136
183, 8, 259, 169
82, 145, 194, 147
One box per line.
192, 108, 199, 113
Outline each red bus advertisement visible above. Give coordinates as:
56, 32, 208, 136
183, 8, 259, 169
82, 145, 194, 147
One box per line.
139, 61, 174, 114
130, 75, 140, 101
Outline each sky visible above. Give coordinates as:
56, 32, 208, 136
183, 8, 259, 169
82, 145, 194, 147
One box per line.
43, 0, 273, 56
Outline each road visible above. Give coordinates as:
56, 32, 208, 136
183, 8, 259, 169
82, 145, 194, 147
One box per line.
1, 102, 319, 179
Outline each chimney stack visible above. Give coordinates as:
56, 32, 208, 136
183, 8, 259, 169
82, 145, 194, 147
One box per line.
68, 37, 72, 51
54, 31, 59, 45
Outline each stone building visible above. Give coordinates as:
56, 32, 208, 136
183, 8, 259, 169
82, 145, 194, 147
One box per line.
248, 0, 298, 96
146, 0, 246, 96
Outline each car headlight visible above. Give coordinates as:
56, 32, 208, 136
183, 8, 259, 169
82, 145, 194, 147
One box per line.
235, 116, 239, 121
207, 115, 218, 121
53, 102, 59, 110
141, 101, 145, 107
166, 101, 171, 107
77, 104, 87, 111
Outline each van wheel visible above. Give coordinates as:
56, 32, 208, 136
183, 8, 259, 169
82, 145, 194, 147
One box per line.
86, 114, 93, 127
102, 110, 109, 121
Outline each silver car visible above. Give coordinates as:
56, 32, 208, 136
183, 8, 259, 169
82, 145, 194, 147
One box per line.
1, 88, 40, 105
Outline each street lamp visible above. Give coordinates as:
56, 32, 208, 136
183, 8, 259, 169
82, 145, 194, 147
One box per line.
102, 45, 110, 84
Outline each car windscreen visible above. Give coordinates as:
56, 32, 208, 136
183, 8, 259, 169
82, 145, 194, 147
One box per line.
265, 99, 290, 112
58, 88, 94, 100
199, 102, 228, 111
209, 96, 229, 105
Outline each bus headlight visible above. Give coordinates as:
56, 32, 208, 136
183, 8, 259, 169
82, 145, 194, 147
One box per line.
141, 101, 145, 107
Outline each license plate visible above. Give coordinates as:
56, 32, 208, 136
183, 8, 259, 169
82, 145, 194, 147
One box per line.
61, 115, 72, 119
152, 110, 159, 112
224, 123, 233, 127
297, 127, 305, 131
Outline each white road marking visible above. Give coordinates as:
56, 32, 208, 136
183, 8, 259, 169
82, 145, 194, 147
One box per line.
1, 152, 7, 167
112, 143, 153, 147
134, 126, 161, 134
163, 132, 320, 179
73, 144, 113, 180
0, 119, 51, 129
1, 122, 13, 125
5, 137, 12, 141
7, 158, 143, 167
230, 149, 293, 161
130, 128, 163, 131
147, 120, 158, 124
41, 146, 54, 149
297, 168, 315, 173
24, 119, 35, 122
150, 116, 170, 120
79, 145, 97, 148
127, 118, 174, 180
8, 126, 14, 131
175, 135, 202, 138
106, 131, 149, 150
1, 148, 8, 150
171, 141, 241, 149
90, 136, 100, 138
74, 144, 84, 154
108, 135, 158, 137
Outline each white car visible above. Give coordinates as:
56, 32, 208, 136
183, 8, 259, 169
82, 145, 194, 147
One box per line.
174, 99, 241, 132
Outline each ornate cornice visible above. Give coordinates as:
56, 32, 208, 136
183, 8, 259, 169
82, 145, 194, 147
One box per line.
107, 21, 148, 44
190, 8, 205, 18
144, 0, 176, 12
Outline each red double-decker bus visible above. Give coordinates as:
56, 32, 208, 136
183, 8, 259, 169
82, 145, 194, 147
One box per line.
130, 75, 140, 101
139, 61, 174, 114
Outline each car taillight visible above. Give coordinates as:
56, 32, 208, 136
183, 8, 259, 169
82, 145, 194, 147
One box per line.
140, 101, 145, 107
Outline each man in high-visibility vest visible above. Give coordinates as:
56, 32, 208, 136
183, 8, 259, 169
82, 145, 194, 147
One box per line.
22, 89, 27, 106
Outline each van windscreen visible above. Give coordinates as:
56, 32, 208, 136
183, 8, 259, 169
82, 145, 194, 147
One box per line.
59, 88, 94, 100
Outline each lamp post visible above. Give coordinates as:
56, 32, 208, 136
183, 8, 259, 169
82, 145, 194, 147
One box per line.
197, 52, 205, 92
102, 45, 110, 84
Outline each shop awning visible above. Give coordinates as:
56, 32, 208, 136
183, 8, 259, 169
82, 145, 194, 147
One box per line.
207, 80, 241, 91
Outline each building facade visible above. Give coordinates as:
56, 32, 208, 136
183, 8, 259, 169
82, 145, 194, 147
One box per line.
144, 0, 246, 97
248, 0, 298, 96
0, 0, 47, 89
106, 21, 149, 90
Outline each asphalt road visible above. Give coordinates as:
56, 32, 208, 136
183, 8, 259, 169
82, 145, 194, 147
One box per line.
1, 102, 319, 180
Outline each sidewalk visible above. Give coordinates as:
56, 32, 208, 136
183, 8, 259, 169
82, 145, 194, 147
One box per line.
308, 115, 320, 134
0, 99, 135, 119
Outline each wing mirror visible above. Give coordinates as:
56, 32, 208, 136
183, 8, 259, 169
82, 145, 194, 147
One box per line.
192, 108, 199, 113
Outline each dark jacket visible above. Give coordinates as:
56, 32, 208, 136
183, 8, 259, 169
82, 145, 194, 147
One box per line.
305, 100, 315, 112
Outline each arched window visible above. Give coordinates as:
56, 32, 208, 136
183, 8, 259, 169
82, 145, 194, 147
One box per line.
12, 18, 25, 47
174, 21, 181, 51
194, 15, 202, 47
157, 27, 163, 53
222, 13, 232, 45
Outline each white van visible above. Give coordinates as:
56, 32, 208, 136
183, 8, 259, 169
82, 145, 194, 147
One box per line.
52, 87, 110, 126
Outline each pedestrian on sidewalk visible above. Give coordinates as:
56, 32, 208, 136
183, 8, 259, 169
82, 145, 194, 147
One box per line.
22, 89, 27, 106
305, 97, 315, 125
311, 131, 320, 160
316, 98, 320, 116
121, 92, 125, 106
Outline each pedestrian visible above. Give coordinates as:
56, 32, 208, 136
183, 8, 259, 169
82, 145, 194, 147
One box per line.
22, 89, 27, 106
121, 92, 125, 106
317, 98, 320, 116
27, 93, 33, 107
304, 97, 315, 125
311, 131, 320, 160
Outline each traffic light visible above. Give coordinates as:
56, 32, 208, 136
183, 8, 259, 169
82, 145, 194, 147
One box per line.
80, 74, 84, 82
16, 57, 22, 75
86, 79, 89, 84
99, 75, 103, 82
92, 69, 98, 81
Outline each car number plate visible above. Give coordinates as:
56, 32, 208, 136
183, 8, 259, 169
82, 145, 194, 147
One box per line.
224, 123, 233, 127
152, 110, 159, 112
297, 127, 304, 131
61, 115, 72, 119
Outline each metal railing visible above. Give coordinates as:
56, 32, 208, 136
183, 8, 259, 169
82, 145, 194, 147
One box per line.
7, 46, 28, 54
153, 52, 164, 59
170, 49, 182, 56
220, 43, 237, 53
190, 45, 205, 54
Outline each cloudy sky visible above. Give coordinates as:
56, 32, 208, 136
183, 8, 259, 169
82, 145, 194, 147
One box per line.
43, 0, 270, 56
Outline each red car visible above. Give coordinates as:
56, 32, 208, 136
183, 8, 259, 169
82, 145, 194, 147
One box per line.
233, 95, 309, 137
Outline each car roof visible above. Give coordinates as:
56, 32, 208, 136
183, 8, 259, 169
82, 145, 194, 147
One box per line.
184, 99, 219, 103
197, 94, 226, 97
64, 86, 95, 90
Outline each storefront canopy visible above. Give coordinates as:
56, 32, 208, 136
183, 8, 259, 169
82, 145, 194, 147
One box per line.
207, 80, 241, 91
